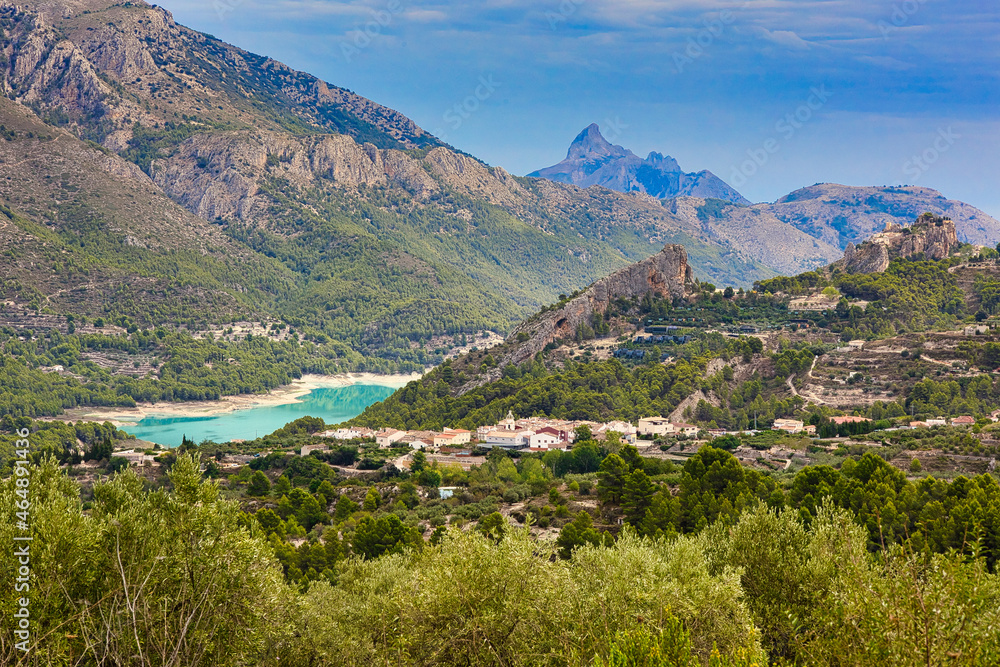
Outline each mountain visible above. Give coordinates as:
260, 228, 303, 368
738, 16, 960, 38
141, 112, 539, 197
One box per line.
0, 0, 829, 357
1, 0, 997, 374
529, 124, 750, 205
770, 183, 1000, 249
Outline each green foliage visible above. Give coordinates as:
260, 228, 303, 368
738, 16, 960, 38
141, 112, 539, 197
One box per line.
248, 470, 272, 496
351, 513, 422, 560
0, 455, 288, 665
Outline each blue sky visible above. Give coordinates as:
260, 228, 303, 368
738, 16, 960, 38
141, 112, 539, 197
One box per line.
163, 0, 999, 217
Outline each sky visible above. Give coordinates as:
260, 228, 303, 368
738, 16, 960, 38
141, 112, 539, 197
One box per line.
161, 0, 999, 217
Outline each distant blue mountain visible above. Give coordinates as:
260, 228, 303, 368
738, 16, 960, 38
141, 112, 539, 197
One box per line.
529, 124, 750, 205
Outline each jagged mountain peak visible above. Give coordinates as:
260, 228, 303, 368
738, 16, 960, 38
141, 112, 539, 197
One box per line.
566, 123, 631, 160
530, 126, 749, 206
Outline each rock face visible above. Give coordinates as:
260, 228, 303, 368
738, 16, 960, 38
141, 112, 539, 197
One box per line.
505, 245, 694, 365
842, 215, 959, 274
529, 124, 750, 205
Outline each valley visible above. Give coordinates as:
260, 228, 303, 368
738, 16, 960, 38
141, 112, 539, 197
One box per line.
1, 2, 999, 666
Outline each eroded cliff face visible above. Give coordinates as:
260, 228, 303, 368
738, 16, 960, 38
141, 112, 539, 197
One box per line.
842, 216, 959, 274
504, 244, 694, 365
147, 131, 534, 224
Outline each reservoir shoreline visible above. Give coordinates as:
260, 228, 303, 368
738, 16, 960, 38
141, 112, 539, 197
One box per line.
55, 372, 422, 428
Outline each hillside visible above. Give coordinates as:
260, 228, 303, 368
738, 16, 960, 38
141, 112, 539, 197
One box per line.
0, 0, 996, 375
352, 217, 1000, 433
0, 0, 814, 353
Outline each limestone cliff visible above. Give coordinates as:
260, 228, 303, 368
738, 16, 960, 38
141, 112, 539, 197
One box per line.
842, 214, 959, 274
504, 245, 694, 365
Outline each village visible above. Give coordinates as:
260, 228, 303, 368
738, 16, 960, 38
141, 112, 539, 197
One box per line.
237, 408, 1000, 478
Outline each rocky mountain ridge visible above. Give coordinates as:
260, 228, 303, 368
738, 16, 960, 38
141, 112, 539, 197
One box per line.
504, 244, 694, 366
0, 0, 998, 363
529, 124, 750, 205
841, 214, 959, 274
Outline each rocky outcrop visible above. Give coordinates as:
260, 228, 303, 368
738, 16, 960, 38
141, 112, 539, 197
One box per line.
842, 215, 959, 274
504, 245, 694, 365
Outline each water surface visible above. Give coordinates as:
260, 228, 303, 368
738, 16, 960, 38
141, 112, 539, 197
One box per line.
126, 384, 395, 447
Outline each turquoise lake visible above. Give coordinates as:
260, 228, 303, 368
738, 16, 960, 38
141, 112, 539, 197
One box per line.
125, 384, 396, 447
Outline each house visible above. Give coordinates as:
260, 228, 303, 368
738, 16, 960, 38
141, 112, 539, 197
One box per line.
990, 409, 1000, 422
638, 416, 674, 437
409, 439, 432, 451
114, 449, 155, 465
909, 421, 929, 428
804, 424, 816, 436
772, 419, 805, 434
671, 423, 700, 437
375, 428, 406, 448
433, 429, 472, 447
528, 431, 562, 449
537, 426, 571, 444
440, 428, 472, 445
847, 340, 865, 349
595, 420, 638, 443
483, 430, 533, 450
926, 418, 947, 427
964, 325, 990, 336
300, 443, 329, 457
325, 427, 366, 440
951, 415, 976, 426
830, 416, 872, 425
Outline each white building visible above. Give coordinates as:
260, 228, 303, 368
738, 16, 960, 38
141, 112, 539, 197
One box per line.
528, 431, 561, 449
595, 420, 638, 443
671, 423, 700, 437
375, 429, 406, 448
772, 419, 805, 434
483, 429, 533, 450
638, 417, 674, 437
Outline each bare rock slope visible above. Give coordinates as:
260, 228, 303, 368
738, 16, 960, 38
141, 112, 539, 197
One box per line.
505, 244, 694, 365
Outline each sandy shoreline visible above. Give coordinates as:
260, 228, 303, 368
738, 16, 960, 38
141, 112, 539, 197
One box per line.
57, 372, 424, 427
